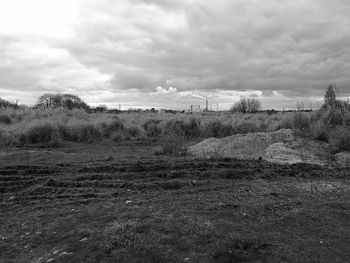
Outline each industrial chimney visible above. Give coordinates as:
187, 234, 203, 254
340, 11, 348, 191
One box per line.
205, 99, 208, 111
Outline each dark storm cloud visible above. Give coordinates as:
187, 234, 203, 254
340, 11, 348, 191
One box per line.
1, 0, 350, 107
55, 0, 350, 99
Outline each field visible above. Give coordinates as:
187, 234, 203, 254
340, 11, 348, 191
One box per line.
1, 136, 350, 263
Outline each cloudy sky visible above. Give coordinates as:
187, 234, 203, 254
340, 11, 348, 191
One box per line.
1, 0, 350, 110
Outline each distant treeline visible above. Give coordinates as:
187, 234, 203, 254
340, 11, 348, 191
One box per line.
0, 98, 20, 109
1, 85, 349, 114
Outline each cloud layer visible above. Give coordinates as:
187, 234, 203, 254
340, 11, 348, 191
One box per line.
1, 0, 349, 109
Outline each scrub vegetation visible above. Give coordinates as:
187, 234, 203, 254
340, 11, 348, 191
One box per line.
1, 85, 349, 263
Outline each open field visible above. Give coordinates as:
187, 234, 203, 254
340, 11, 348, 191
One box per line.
1, 140, 350, 263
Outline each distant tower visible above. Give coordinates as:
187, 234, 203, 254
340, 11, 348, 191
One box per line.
205, 99, 208, 111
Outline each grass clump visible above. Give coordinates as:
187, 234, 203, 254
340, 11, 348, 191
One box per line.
98, 119, 125, 138
328, 126, 350, 153
0, 114, 12, 124
142, 119, 162, 137
112, 131, 131, 142
21, 122, 60, 146
233, 122, 260, 134
126, 126, 141, 138
293, 113, 311, 132
203, 120, 234, 138
58, 123, 102, 143
164, 118, 201, 138
155, 135, 187, 156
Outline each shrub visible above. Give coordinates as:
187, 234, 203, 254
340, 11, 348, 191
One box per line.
277, 117, 294, 130
233, 122, 259, 134
126, 126, 141, 137
23, 122, 59, 146
57, 124, 74, 141
230, 97, 261, 113
58, 124, 102, 143
164, 118, 201, 138
155, 135, 187, 156
344, 113, 350, 127
204, 120, 234, 138
100, 119, 124, 138
142, 119, 162, 137
329, 126, 350, 153
0, 130, 14, 146
323, 109, 346, 126
74, 124, 102, 143
310, 121, 329, 143
0, 114, 12, 124
293, 113, 310, 131
112, 131, 130, 142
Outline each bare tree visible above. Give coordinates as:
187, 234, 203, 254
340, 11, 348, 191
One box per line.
35, 93, 90, 111
230, 97, 261, 113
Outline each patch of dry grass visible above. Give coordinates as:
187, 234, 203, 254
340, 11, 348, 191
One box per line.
1, 108, 349, 153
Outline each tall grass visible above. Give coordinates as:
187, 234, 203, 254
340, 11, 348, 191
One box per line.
1, 106, 349, 153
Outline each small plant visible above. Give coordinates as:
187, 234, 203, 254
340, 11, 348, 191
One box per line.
142, 119, 162, 137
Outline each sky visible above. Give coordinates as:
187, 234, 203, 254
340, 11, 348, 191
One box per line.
0, 0, 350, 110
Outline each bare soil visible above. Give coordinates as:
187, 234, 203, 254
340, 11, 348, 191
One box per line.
1, 140, 350, 263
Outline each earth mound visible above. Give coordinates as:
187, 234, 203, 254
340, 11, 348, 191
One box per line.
188, 129, 336, 167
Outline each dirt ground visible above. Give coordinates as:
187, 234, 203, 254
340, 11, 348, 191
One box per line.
1, 140, 350, 263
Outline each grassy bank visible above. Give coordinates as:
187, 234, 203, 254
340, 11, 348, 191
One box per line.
0, 108, 349, 153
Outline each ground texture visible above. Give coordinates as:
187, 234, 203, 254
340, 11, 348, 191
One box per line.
1, 141, 350, 263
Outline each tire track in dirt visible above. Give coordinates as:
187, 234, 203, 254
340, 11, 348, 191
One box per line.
0, 158, 348, 205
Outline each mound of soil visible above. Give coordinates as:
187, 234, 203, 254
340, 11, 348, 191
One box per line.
189, 129, 334, 167
189, 129, 294, 159
265, 140, 330, 166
